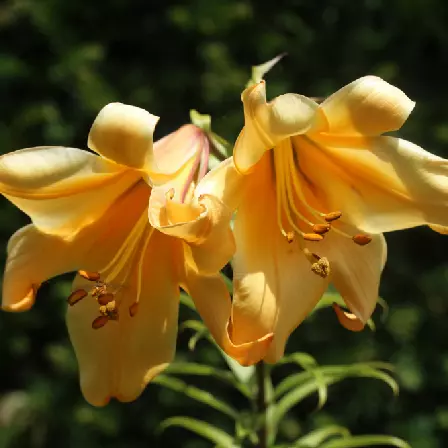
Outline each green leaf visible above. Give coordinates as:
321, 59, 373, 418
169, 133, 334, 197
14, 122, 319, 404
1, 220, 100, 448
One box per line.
180, 292, 195, 311
294, 425, 351, 447
247, 53, 286, 87
154, 375, 239, 419
276, 353, 327, 409
272, 364, 399, 432
178, 319, 212, 351
319, 435, 411, 448
165, 363, 251, 398
190, 109, 211, 132
159, 417, 236, 448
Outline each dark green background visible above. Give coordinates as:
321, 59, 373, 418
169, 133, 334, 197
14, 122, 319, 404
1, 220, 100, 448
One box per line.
0, 0, 447, 447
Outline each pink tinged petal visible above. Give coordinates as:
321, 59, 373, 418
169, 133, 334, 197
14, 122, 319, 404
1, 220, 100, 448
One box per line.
231, 157, 329, 363
234, 81, 319, 174
2, 180, 151, 313
294, 134, 448, 233
148, 188, 235, 274
67, 231, 179, 406
88, 103, 160, 171
0, 146, 139, 236
181, 268, 273, 366
315, 231, 387, 327
317, 76, 415, 136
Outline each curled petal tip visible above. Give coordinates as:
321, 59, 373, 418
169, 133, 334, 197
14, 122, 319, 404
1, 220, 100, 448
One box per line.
333, 303, 365, 332
1, 285, 37, 312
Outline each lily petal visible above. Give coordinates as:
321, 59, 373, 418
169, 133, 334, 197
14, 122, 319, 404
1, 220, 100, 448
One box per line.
294, 134, 448, 233
231, 156, 329, 363
0, 146, 139, 236
181, 268, 273, 366
318, 76, 415, 136
315, 231, 387, 327
67, 231, 179, 406
2, 180, 151, 312
148, 188, 235, 274
234, 81, 319, 173
195, 157, 247, 212
88, 103, 160, 171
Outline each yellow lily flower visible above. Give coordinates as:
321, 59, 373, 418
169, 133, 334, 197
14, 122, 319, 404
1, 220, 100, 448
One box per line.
198, 76, 448, 364
0, 103, 271, 406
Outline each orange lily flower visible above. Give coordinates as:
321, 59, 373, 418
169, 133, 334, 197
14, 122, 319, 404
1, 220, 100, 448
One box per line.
198, 76, 448, 364
0, 103, 270, 405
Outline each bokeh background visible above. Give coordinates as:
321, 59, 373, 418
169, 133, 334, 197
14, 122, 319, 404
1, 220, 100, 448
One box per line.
0, 0, 447, 447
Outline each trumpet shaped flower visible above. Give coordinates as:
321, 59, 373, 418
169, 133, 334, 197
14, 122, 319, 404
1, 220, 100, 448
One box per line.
0, 103, 270, 405
199, 76, 448, 363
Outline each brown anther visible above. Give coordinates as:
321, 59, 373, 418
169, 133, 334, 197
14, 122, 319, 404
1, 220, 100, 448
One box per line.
129, 302, 139, 317
166, 188, 175, 200
303, 233, 324, 242
286, 231, 295, 244
312, 223, 331, 235
92, 315, 109, 330
97, 293, 114, 306
67, 289, 88, 306
352, 234, 372, 246
324, 211, 342, 222
78, 270, 101, 282
311, 257, 330, 278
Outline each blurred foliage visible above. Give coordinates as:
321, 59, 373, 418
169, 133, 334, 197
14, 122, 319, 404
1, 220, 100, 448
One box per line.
0, 0, 447, 447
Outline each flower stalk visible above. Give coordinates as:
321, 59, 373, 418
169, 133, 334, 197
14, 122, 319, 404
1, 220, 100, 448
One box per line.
255, 361, 268, 448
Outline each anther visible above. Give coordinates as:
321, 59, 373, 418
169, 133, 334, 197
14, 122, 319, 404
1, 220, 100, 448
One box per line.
166, 188, 175, 200
78, 270, 101, 282
129, 302, 139, 317
312, 223, 331, 235
286, 231, 295, 244
352, 234, 372, 246
67, 289, 88, 306
324, 211, 342, 222
97, 293, 114, 306
311, 257, 330, 278
92, 315, 109, 329
303, 233, 324, 242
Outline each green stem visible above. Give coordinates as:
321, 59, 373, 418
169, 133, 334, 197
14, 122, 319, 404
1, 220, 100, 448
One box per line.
255, 361, 268, 448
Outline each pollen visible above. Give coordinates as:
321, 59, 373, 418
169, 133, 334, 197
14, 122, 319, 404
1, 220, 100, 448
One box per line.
67, 289, 88, 306
311, 256, 330, 278
97, 293, 114, 306
92, 315, 109, 329
99, 300, 119, 321
303, 233, 324, 242
352, 234, 372, 246
78, 270, 101, 282
323, 211, 342, 222
286, 231, 295, 244
312, 223, 331, 234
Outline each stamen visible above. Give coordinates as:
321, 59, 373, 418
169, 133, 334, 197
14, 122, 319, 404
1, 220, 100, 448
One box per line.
67, 289, 88, 306
352, 234, 372, 246
166, 188, 175, 200
312, 223, 331, 234
323, 211, 343, 222
78, 270, 100, 282
92, 315, 109, 329
133, 227, 155, 309
303, 233, 324, 242
129, 302, 139, 317
311, 257, 330, 278
99, 300, 119, 321
286, 231, 295, 244
97, 293, 114, 306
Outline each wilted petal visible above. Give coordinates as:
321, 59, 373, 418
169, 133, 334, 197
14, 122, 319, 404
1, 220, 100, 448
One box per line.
0, 146, 139, 236
148, 188, 235, 273
295, 134, 448, 233
88, 103, 160, 171
67, 231, 179, 406
234, 81, 319, 173
318, 76, 415, 136
231, 156, 328, 363
181, 268, 273, 366
315, 231, 387, 327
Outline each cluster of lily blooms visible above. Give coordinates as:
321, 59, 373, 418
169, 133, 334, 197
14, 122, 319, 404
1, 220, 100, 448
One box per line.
1, 76, 446, 406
